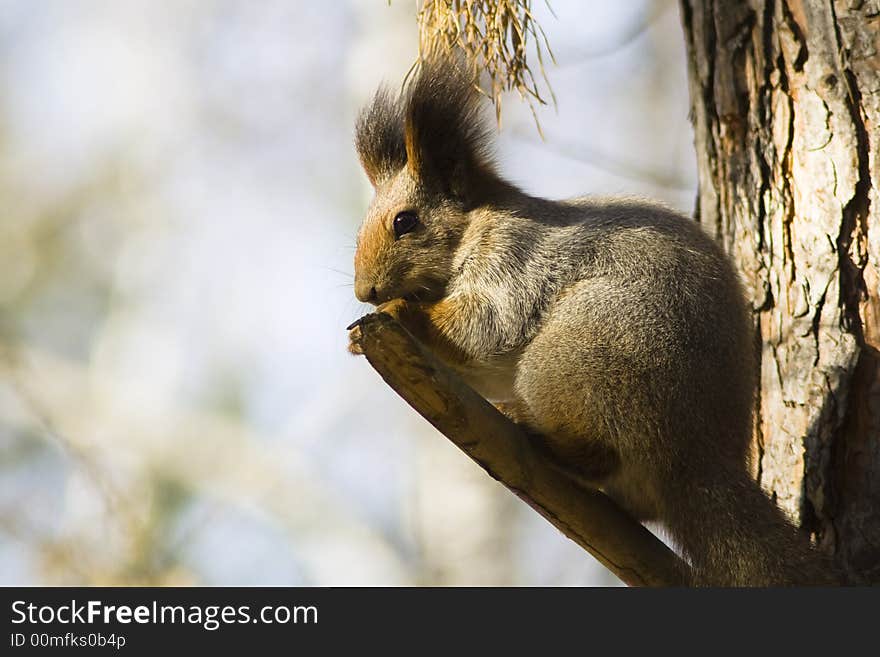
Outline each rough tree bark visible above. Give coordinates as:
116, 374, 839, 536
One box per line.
680, 0, 879, 583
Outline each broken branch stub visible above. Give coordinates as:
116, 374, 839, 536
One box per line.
349, 312, 689, 587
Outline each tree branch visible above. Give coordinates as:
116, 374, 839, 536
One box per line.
349, 312, 690, 586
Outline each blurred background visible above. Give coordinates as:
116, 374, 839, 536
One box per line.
0, 0, 695, 586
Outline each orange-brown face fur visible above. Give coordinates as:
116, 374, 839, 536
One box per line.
353, 58, 495, 306
354, 165, 468, 304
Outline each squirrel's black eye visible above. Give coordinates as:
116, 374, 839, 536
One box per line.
393, 211, 419, 240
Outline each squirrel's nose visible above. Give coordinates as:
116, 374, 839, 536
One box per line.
355, 280, 378, 304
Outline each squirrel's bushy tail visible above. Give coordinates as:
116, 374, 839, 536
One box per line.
662, 464, 841, 586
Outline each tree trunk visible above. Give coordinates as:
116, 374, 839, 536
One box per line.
680, 0, 880, 583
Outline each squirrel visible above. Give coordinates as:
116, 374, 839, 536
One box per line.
348, 57, 841, 586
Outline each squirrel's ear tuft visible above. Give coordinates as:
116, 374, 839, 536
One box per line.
403, 57, 495, 200
355, 87, 407, 188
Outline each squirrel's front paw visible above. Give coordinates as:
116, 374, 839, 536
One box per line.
347, 301, 407, 355
375, 298, 408, 322
346, 316, 367, 355
348, 333, 364, 355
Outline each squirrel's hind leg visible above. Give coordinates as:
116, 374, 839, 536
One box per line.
494, 399, 620, 486
512, 286, 666, 521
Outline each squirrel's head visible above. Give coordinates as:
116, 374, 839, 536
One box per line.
352, 59, 497, 305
